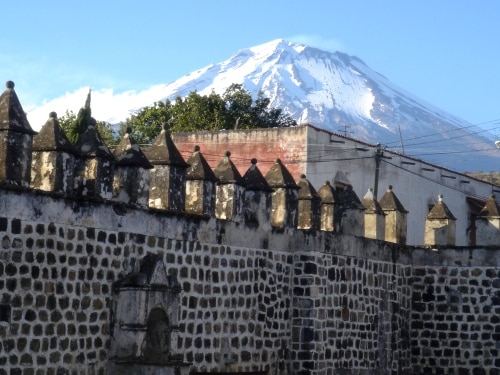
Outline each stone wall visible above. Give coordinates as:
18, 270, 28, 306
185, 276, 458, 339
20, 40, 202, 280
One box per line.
0, 186, 410, 375
411, 248, 500, 374
0, 82, 499, 375
0, 186, 499, 375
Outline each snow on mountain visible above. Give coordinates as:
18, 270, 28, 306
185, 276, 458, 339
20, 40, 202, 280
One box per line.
26, 39, 500, 172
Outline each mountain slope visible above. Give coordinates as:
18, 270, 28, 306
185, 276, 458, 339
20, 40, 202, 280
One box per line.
26, 39, 500, 172
153, 39, 498, 172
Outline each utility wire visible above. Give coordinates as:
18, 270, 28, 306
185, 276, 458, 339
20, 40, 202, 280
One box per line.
383, 119, 500, 147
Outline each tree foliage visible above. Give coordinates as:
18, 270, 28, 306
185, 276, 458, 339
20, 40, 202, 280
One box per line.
59, 109, 117, 146
124, 84, 296, 144
58, 90, 117, 146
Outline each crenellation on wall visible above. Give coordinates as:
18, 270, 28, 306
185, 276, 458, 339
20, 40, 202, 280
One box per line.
112, 128, 153, 207
184, 146, 218, 216
73, 118, 115, 200
213, 151, 245, 222
31, 112, 77, 194
362, 188, 386, 241
265, 158, 300, 229
0, 81, 36, 187
296, 174, 321, 231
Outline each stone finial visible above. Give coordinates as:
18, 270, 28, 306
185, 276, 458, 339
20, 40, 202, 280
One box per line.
185, 146, 217, 181
362, 188, 385, 240
213, 151, 243, 184
364, 188, 374, 200
0, 80, 36, 186
379, 185, 407, 212
379, 185, 407, 244
362, 188, 383, 214
478, 194, 500, 217
425, 194, 457, 246
318, 181, 337, 203
185, 146, 217, 215
145, 125, 188, 167
318, 181, 338, 232
475, 194, 500, 246
31, 111, 77, 193
297, 174, 319, 200
214, 151, 245, 221
265, 158, 299, 189
113, 130, 153, 168
32, 112, 75, 153
297, 174, 320, 230
427, 194, 456, 220
0, 79, 36, 134
265, 159, 299, 228
146, 126, 187, 211
242, 159, 273, 192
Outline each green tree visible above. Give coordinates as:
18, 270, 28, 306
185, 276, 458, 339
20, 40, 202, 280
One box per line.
123, 84, 296, 143
66, 90, 92, 144
123, 99, 173, 145
169, 90, 227, 132
59, 110, 117, 146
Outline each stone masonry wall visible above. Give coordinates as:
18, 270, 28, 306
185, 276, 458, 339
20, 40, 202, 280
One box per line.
410, 248, 500, 374
291, 251, 412, 375
0, 187, 415, 375
0, 187, 498, 375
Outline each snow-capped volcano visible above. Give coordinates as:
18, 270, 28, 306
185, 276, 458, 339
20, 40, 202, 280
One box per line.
151, 39, 500, 172
27, 39, 500, 172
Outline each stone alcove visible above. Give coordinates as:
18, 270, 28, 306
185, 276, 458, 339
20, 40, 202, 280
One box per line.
108, 253, 189, 375
142, 307, 171, 363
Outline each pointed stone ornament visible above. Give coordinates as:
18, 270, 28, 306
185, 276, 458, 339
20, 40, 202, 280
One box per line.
425, 194, 457, 246
0, 81, 36, 134
318, 181, 338, 232
0, 81, 36, 185
475, 194, 500, 246
74, 118, 115, 199
145, 124, 188, 211
478, 194, 500, 218
379, 185, 408, 244
31, 112, 77, 193
241, 158, 272, 227
213, 151, 245, 221
265, 158, 299, 228
296, 174, 320, 230
337, 185, 365, 237
362, 188, 385, 240
112, 128, 153, 206
185, 145, 218, 215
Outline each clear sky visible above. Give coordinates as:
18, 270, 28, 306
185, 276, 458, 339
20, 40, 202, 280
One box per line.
2, 0, 500, 135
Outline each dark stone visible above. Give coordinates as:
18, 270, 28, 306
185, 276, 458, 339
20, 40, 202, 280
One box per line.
11, 251, 22, 262
11, 219, 21, 234
0, 217, 7, 231
24, 309, 36, 321
47, 295, 56, 310
5, 264, 16, 276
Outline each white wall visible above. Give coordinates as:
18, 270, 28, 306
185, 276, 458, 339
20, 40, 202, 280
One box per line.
304, 126, 499, 246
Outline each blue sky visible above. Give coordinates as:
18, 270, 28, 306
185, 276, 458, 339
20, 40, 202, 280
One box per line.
2, 0, 500, 135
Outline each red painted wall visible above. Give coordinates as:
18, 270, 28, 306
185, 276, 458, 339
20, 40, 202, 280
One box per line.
172, 126, 308, 180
